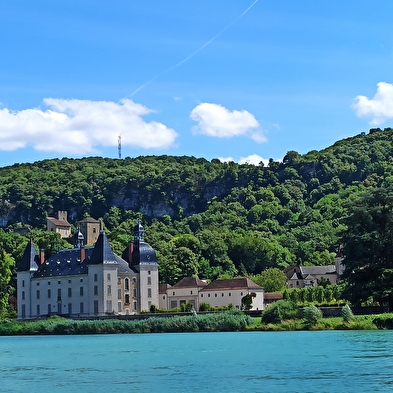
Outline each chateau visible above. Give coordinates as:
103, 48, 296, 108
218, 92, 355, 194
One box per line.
16, 221, 159, 319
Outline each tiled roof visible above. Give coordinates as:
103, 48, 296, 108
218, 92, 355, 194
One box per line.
159, 283, 172, 294
264, 293, 283, 300
171, 277, 208, 289
200, 277, 263, 291
300, 265, 336, 275
47, 217, 71, 227
78, 217, 100, 223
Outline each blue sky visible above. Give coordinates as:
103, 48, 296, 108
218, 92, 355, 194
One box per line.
1, 1, 393, 168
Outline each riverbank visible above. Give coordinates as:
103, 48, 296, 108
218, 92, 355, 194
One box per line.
1, 311, 392, 335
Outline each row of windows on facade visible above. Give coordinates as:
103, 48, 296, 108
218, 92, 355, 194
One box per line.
21, 286, 152, 302
21, 299, 140, 318
21, 275, 142, 289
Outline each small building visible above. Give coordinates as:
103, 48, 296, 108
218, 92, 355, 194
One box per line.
284, 265, 339, 288
17, 221, 159, 319
76, 217, 101, 245
199, 277, 264, 311
46, 211, 71, 238
165, 277, 208, 310
264, 293, 283, 308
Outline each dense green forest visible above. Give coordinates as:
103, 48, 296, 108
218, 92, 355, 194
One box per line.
1, 126, 393, 313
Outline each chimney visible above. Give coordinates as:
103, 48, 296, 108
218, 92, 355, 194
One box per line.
40, 249, 45, 265
128, 242, 134, 263
80, 245, 85, 262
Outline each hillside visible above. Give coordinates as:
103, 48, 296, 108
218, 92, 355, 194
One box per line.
1, 126, 393, 287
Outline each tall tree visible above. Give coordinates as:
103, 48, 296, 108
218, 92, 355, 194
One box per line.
341, 187, 393, 310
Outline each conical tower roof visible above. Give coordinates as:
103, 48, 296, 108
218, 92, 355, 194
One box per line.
88, 230, 117, 265
17, 240, 39, 272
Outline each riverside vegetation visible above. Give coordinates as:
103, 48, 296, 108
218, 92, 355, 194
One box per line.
2, 127, 393, 315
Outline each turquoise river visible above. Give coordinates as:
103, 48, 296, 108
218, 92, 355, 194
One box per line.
0, 330, 392, 392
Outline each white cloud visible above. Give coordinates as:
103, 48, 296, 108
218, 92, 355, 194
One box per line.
0, 98, 178, 153
190, 102, 264, 141
353, 82, 393, 125
219, 154, 269, 166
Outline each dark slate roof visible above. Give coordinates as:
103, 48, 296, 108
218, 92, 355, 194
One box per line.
300, 265, 336, 276
200, 277, 263, 291
17, 240, 39, 272
33, 247, 92, 278
32, 230, 135, 278
89, 230, 118, 265
123, 242, 158, 267
171, 277, 208, 289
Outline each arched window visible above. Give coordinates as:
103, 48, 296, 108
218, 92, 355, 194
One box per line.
125, 278, 130, 291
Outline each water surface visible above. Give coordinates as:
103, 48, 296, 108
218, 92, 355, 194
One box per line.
1, 331, 392, 392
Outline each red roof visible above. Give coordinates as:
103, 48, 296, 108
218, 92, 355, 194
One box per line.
171, 277, 208, 289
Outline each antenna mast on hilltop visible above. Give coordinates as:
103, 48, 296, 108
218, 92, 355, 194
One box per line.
118, 134, 122, 159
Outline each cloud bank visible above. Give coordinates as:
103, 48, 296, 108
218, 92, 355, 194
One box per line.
190, 103, 265, 142
353, 82, 393, 125
219, 154, 269, 166
0, 98, 178, 153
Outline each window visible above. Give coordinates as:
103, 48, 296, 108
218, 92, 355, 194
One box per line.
37, 290, 40, 299
94, 274, 98, 282
208, 294, 210, 297
37, 282, 40, 286
125, 278, 129, 291
80, 287, 84, 296
48, 281, 51, 285
148, 288, 152, 298
57, 288, 61, 300
106, 300, 112, 312
133, 288, 137, 298
125, 294, 130, 304
222, 293, 224, 297
201, 294, 203, 298
170, 300, 177, 309
22, 280, 25, 287
68, 288, 72, 297
190, 290, 193, 295
118, 277, 121, 285
173, 292, 175, 296
118, 302, 122, 312
147, 276, 151, 285
93, 228, 97, 233
68, 303, 72, 315
148, 301, 151, 308
80, 278, 83, 283
132, 277, 137, 283
229, 293, 231, 297
80, 302, 84, 314
148, 271, 151, 275
21, 304, 26, 319
22, 291, 25, 300
58, 281, 61, 284
48, 304, 51, 315
94, 286, 98, 296
94, 300, 99, 314
48, 289, 51, 299
107, 285, 111, 295
118, 288, 122, 299
107, 273, 111, 281
133, 301, 137, 311
68, 280, 71, 284
215, 294, 217, 297
37, 305, 40, 315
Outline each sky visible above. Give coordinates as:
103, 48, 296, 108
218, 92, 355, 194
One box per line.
1, 0, 393, 168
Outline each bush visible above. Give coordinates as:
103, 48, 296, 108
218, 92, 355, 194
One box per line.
261, 300, 300, 324
199, 302, 211, 312
303, 304, 323, 325
341, 304, 354, 323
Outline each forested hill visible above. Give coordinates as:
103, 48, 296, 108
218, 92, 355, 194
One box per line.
1, 126, 393, 284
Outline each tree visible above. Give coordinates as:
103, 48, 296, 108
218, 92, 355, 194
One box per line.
249, 268, 287, 292
341, 187, 393, 310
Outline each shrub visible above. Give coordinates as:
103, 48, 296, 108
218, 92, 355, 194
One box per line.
341, 304, 354, 323
303, 304, 323, 325
261, 300, 300, 324
199, 302, 211, 312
